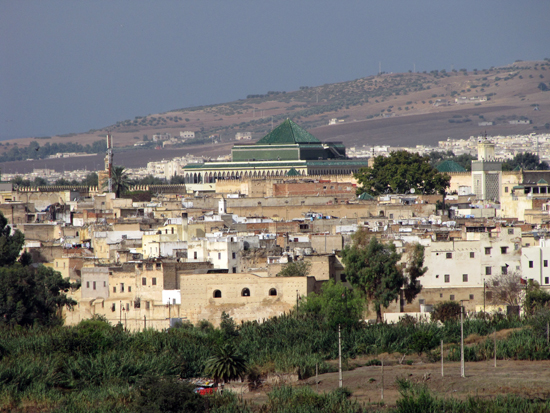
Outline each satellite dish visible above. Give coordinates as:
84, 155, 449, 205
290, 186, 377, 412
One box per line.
410, 188, 416, 194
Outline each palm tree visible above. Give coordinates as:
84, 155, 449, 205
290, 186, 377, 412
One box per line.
204, 343, 247, 389
104, 166, 130, 197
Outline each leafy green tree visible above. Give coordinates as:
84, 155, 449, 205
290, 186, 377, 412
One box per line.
170, 174, 186, 184
299, 279, 364, 328
81, 172, 98, 187
277, 260, 311, 277
342, 234, 405, 323
204, 343, 247, 386
431, 301, 461, 322
524, 281, 550, 316
401, 243, 427, 303
0, 265, 78, 326
355, 150, 450, 196
0, 212, 25, 267
502, 153, 549, 171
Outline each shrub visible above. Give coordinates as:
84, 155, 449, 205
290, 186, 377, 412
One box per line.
431, 301, 461, 323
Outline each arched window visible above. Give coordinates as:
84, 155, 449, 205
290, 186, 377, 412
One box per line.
213, 290, 222, 298
269, 288, 277, 296
241, 288, 250, 297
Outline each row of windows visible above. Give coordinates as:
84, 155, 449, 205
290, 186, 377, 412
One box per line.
213, 288, 277, 298
528, 260, 549, 268
86, 278, 157, 291
111, 300, 151, 311
437, 267, 509, 282
443, 246, 513, 260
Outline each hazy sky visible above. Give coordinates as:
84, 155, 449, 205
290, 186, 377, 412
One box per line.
1, 1, 549, 139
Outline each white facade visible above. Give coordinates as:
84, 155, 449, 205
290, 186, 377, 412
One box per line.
522, 239, 550, 286
188, 237, 241, 273
422, 227, 521, 289
180, 131, 195, 139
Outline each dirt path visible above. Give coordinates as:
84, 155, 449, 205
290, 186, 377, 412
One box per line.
244, 358, 550, 408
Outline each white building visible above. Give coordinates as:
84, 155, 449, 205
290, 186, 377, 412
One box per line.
522, 239, 550, 286
180, 131, 195, 139
187, 236, 241, 273
421, 227, 521, 290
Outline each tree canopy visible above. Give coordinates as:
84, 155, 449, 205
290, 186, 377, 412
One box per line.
0, 212, 25, 267
341, 229, 425, 323
204, 343, 247, 385
298, 279, 364, 328
502, 153, 549, 171
355, 150, 450, 196
277, 260, 311, 277
0, 265, 78, 327
0, 211, 79, 327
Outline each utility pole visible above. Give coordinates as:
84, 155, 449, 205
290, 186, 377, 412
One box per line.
338, 324, 343, 388
460, 299, 469, 377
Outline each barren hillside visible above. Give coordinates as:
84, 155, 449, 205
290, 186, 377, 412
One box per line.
3, 59, 550, 170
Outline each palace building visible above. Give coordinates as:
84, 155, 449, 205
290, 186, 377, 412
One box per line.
181, 119, 369, 186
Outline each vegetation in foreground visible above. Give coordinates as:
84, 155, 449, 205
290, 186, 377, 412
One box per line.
3, 309, 550, 412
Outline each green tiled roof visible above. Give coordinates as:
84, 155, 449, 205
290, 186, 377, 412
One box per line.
255, 119, 321, 145
436, 160, 467, 173
538, 179, 548, 184
358, 192, 375, 200
286, 168, 300, 176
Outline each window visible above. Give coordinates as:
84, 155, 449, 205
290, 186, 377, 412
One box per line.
485, 247, 492, 255
193, 251, 197, 260
232, 252, 236, 259
152, 277, 157, 286
501, 246, 508, 254
485, 267, 492, 275
93, 281, 96, 290
156, 263, 161, 269
86, 281, 90, 289
439, 293, 443, 298
145, 301, 150, 310
529, 261, 534, 268
450, 295, 455, 301
446, 253, 452, 259
546, 277, 549, 285
128, 286, 131, 293
341, 273, 347, 282
502, 266, 508, 275
213, 290, 222, 298
508, 228, 513, 234
142, 277, 146, 286
113, 287, 116, 293
241, 288, 250, 297
505, 187, 509, 193
232, 267, 237, 273
103, 281, 106, 287
218, 253, 221, 260
444, 274, 450, 283
469, 294, 474, 300
545, 260, 548, 268
470, 252, 475, 258
389, 214, 394, 219
111, 303, 116, 312
463, 274, 468, 282
126, 303, 130, 311
121, 283, 125, 293
269, 288, 277, 296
